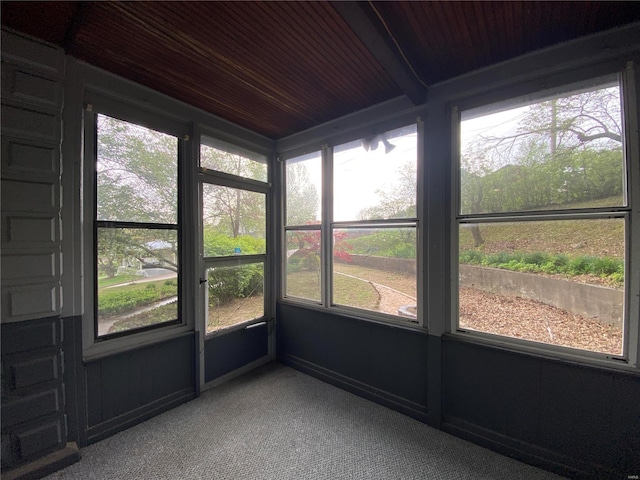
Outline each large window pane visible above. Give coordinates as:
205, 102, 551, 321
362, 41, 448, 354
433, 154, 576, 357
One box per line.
286, 152, 321, 226
97, 227, 178, 336
97, 114, 178, 223
207, 263, 264, 333
333, 125, 417, 221
285, 229, 321, 301
202, 184, 266, 257
200, 136, 268, 182
460, 80, 624, 215
333, 228, 416, 318
458, 218, 624, 355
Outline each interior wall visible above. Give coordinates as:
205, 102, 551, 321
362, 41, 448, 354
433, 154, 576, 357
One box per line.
0, 30, 74, 473
442, 338, 640, 478
2, 21, 640, 480
276, 24, 640, 480
277, 303, 430, 422
0, 30, 200, 476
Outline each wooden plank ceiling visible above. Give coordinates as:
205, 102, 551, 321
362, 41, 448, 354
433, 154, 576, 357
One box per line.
2, 1, 639, 139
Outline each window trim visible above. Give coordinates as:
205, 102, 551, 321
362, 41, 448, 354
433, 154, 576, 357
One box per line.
280, 120, 423, 327
449, 65, 640, 370
82, 95, 192, 357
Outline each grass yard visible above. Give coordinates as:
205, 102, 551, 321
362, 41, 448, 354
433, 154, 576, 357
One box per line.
208, 295, 264, 332
286, 269, 381, 308
98, 273, 138, 288
285, 270, 322, 302
459, 197, 625, 259
333, 273, 380, 309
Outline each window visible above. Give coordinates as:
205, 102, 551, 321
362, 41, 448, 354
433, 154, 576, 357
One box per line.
95, 114, 180, 338
200, 135, 269, 333
283, 124, 419, 323
455, 76, 630, 357
284, 151, 322, 302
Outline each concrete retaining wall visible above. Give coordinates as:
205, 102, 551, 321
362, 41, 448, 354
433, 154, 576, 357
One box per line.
339, 255, 623, 327
459, 265, 623, 328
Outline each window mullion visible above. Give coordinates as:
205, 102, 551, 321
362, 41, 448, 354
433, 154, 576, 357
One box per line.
322, 144, 333, 308
622, 60, 640, 368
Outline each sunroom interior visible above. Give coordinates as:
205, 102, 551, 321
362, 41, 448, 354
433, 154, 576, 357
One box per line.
1, 2, 640, 479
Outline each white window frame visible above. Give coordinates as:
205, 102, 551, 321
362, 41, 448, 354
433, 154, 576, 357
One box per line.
280, 119, 425, 329
450, 63, 640, 370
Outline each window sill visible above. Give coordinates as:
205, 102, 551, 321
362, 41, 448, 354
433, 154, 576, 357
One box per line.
278, 298, 428, 335
445, 330, 639, 374
204, 316, 269, 339
83, 323, 193, 362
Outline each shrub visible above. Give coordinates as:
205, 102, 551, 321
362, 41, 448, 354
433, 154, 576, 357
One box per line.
98, 282, 176, 316
567, 256, 592, 275
589, 257, 621, 276
203, 231, 265, 257
523, 251, 549, 265
208, 264, 263, 305
459, 250, 483, 264
459, 250, 623, 284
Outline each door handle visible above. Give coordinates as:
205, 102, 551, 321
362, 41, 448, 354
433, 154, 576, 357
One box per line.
245, 321, 266, 330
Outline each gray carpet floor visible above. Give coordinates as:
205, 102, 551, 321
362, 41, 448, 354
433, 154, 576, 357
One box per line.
45, 363, 566, 479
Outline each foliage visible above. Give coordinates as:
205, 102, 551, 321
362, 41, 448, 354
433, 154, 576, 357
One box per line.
96, 115, 180, 277
97, 114, 177, 223
201, 142, 267, 182
98, 280, 177, 316
286, 162, 320, 225
208, 264, 263, 305
459, 250, 623, 285
202, 183, 265, 239
461, 148, 623, 214
97, 228, 178, 278
460, 84, 623, 249
202, 230, 265, 306
357, 161, 416, 220
287, 228, 352, 274
347, 230, 416, 259
203, 230, 265, 257
111, 302, 177, 333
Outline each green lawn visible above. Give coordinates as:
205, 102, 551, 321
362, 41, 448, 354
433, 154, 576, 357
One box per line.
459, 196, 625, 258
286, 269, 381, 309
98, 273, 138, 288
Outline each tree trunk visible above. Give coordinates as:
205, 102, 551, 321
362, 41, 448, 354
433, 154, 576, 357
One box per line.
470, 225, 484, 247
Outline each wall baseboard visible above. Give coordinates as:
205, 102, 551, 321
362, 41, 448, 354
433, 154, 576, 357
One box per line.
278, 354, 428, 422
442, 417, 616, 480
86, 389, 195, 445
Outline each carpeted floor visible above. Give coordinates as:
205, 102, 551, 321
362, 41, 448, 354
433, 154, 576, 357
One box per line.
45, 363, 565, 479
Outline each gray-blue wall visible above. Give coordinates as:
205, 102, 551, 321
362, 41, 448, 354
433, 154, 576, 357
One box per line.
277, 302, 640, 479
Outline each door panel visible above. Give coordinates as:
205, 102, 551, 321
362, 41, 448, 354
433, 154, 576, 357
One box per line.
204, 322, 269, 382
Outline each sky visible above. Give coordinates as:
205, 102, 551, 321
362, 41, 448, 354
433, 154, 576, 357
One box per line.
292, 129, 418, 222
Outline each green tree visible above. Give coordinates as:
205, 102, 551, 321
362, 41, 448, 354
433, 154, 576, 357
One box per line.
286, 162, 320, 225
461, 84, 623, 220
357, 161, 416, 220
96, 115, 179, 277
201, 145, 267, 238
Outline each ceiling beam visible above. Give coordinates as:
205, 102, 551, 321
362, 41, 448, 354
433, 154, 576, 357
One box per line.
331, 1, 427, 105
62, 2, 91, 53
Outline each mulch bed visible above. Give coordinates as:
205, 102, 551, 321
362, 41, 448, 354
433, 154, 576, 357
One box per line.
459, 286, 622, 355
